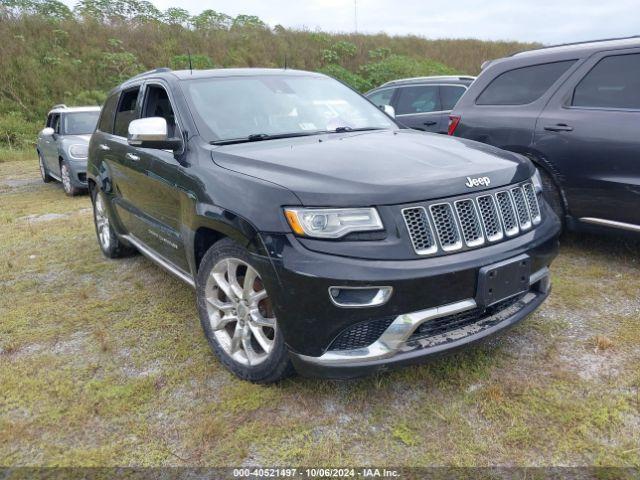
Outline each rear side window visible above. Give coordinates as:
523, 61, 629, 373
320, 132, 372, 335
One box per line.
97, 93, 118, 133
367, 88, 395, 108
572, 53, 640, 109
113, 88, 140, 137
395, 85, 441, 114
476, 60, 576, 105
440, 85, 467, 110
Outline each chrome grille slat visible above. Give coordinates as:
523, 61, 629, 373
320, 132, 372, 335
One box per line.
403, 181, 542, 256
454, 199, 485, 247
476, 195, 504, 242
510, 186, 532, 230
495, 191, 520, 236
429, 203, 462, 251
522, 183, 541, 224
402, 207, 437, 255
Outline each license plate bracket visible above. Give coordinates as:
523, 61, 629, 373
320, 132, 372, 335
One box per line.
476, 254, 531, 308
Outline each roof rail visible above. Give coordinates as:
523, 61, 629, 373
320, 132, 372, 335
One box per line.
379, 75, 476, 88
51, 104, 67, 110
129, 67, 172, 80
510, 35, 640, 56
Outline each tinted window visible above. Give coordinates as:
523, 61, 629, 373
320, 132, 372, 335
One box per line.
477, 60, 575, 105
367, 88, 395, 108
97, 93, 118, 133
441, 85, 467, 110
143, 85, 177, 137
51, 114, 60, 133
113, 88, 140, 137
46, 114, 54, 128
395, 85, 441, 115
572, 53, 640, 109
63, 111, 100, 135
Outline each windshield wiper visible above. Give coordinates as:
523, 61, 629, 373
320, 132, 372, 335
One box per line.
210, 131, 323, 146
330, 127, 386, 133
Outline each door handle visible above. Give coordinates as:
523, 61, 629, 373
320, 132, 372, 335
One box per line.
544, 124, 573, 132
423, 121, 437, 126
99, 144, 111, 151
125, 153, 140, 161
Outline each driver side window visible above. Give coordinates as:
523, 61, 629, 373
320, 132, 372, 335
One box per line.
142, 85, 177, 138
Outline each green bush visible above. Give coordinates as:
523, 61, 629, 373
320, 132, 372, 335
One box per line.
319, 64, 371, 92
0, 112, 40, 150
361, 54, 458, 88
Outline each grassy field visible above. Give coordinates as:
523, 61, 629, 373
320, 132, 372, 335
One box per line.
0, 153, 639, 468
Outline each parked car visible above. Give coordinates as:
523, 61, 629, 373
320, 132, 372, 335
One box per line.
365, 76, 475, 133
449, 37, 640, 236
36, 105, 100, 196
87, 68, 560, 382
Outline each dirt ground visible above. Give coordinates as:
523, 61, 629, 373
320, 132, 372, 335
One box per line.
1, 157, 639, 467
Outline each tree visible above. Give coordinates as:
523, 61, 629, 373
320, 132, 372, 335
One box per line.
191, 9, 232, 30
164, 7, 189, 26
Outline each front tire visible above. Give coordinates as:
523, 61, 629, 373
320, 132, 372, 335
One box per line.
61, 160, 81, 196
38, 153, 53, 183
196, 238, 294, 383
92, 188, 136, 258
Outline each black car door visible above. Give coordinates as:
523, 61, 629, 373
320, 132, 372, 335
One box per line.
534, 48, 640, 227
131, 81, 191, 272
394, 85, 442, 133
102, 85, 160, 243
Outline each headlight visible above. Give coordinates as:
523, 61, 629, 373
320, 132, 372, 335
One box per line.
284, 207, 383, 239
532, 168, 543, 193
68, 144, 88, 160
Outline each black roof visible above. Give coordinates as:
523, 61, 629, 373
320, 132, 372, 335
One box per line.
511, 36, 640, 60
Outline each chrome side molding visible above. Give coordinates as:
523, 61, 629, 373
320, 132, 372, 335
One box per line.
121, 234, 195, 288
580, 217, 640, 233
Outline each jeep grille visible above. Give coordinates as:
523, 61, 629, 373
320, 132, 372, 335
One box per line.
402, 182, 541, 256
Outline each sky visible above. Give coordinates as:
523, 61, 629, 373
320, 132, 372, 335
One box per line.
61, 0, 640, 44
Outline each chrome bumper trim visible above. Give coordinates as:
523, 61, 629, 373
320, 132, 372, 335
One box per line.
298, 267, 550, 366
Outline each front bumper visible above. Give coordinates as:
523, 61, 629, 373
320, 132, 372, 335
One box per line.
253, 204, 560, 377
290, 269, 549, 379
67, 159, 88, 187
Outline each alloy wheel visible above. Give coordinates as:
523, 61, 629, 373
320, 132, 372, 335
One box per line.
205, 258, 276, 366
94, 193, 111, 251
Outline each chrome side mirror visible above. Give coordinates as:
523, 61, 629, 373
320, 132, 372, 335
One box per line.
127, 117, 182, 151
128, 117, 168, 146
383, 105, 395, 118
41, 127, 55, 137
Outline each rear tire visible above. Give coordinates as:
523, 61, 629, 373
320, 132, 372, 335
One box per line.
538, 168, 565, 228
38, 153, 53, 183
91, 188, 136, 258
61, 160, 81, 196
196, 238, 294, 383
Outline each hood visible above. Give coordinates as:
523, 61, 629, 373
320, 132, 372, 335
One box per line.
212, 129, 534, 206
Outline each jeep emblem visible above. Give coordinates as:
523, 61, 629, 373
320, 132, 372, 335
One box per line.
465, 176, 491, 188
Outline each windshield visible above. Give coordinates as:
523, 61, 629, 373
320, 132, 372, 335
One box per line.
63, 111, 100, 135
182, 74, 397, 143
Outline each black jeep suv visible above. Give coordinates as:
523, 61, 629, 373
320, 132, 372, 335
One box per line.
449, 37, 640, 236
88, 68, 560, 382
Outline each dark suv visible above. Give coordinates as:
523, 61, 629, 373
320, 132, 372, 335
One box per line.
366, 76, 475, 133
449, 37, 640, 236
88, 68, 560, 382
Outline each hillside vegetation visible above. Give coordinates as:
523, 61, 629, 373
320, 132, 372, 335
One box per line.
0, 0, 539, 152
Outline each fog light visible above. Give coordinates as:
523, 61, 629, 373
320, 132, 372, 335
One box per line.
328, 286, 393, 308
